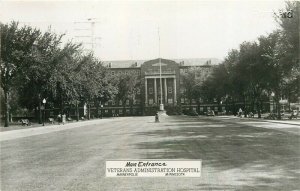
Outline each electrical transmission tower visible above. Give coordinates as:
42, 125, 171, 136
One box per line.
74, 18, 101, 54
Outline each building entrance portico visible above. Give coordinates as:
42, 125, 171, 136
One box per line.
141, 58, 179, 108
144, 76, 177, 106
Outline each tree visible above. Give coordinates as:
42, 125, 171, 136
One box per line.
17, 28, 64, 123
181, 67, 205, 111
264, 2, 300, 118
1, 22, 41, 126
116, 72, 140, 115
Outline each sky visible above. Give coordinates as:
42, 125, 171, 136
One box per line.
0, 0, 286, 61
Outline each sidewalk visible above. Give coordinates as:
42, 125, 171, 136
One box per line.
215, 115, 300, 126
0, 117, 127, 142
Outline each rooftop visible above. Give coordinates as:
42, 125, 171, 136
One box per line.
103, 58, 222, 68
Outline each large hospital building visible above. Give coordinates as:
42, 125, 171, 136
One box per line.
99, 58, 221, 116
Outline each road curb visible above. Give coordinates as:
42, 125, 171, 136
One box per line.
0, 117, 131, 142
214, 116, 300, 126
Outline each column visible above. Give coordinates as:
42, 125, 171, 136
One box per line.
154, 78, 157, 104
145, 78, 148, 105
164, 78, 167, 104
174, 78, 177, 105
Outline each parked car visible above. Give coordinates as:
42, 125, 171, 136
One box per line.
188, 110, 199, 116
207, 110, 215, 116
183, 110, 199, 116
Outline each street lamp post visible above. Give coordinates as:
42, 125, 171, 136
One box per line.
220, 101, 223, 114
42, 98, 46, 126
271, 92, 275, 113
101, 104, 103, 119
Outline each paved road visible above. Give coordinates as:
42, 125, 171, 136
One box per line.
1, 116, 299, 191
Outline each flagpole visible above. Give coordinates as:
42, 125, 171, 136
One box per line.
158, 27, 164, 111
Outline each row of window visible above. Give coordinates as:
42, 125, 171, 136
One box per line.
187, 106, 226, 112
148, 87, 173, 94
111, 70, 140, 75
147, 69, 173, 73
180, 98, 197, 104
148, 98, 173, 104
105, 109, 135, 114
103, 99, 141, 106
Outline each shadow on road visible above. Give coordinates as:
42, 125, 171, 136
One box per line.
134, 116, 300, 190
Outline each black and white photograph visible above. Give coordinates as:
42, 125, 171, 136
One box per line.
0, 0, 299, 190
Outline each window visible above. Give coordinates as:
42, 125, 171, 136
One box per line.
180, 88, 185, 94
149, 99, 154, 105
119, 109, 123, 114
136, 99, 140, 104
104, 102, 108, 106
192, 99, 196, 104
193, 107, 197, 111
137, 88, 140, 95
200, 107, 204, 111
112, 100, 115, 105
111, 71, 115, 75
126, 109, 130, 114
181, 98, 185, 104
168, 87, 172, 93
149, 88, 153, 94
119, 100, 122, 105
168, 98, 173, 104
112, 109, 115, 114
126, 100, 129, 105
105, 110, 108, 113
214, 107, 218, 111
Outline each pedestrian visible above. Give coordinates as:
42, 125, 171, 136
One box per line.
62, 114, 66, 125
57, 113, 62, 125
238, 108, 242, 117
155, 112, 159, 123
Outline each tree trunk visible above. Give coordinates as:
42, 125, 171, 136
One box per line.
197, 101, 200, 115
61, 97, 64, 115
243, 95, 247, 117
232, 99, 236, 115
87, 102, 90, 120
76, 101, 79, 121
4, 90, 9, 127
38, 98, 42, 124
257, 101, 261, 118
277, 100, 281, 120
96, 101, 99, 118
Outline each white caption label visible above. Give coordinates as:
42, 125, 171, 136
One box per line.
106, 160, 201, 177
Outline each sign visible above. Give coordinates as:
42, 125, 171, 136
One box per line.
106, 160, 201, 177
